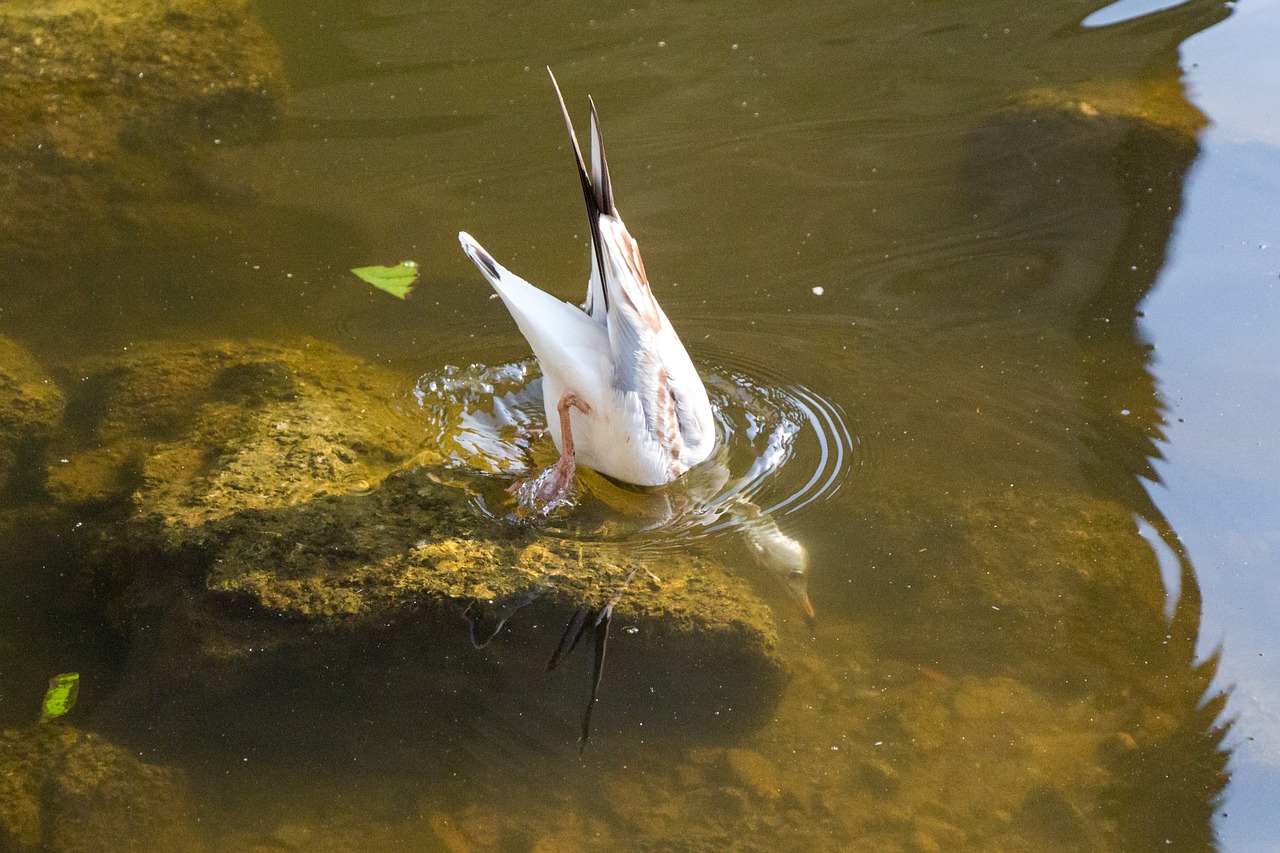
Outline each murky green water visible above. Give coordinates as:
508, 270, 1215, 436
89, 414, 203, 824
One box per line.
2, 0, 1277, 849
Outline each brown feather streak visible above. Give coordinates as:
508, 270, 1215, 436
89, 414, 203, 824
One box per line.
616, 230, 662, 331
652, 368, 683, 472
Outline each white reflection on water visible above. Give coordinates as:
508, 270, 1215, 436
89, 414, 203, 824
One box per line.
1143, 3, 1280, 840
1083, 0, 1195, 29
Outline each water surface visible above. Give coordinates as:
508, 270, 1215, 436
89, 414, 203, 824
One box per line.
2, 0, 1276, 849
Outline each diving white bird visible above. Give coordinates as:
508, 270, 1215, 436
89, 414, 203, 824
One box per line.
458, 69, 715, 510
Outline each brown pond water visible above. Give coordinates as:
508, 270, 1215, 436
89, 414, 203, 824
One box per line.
2, 0, 1278, 850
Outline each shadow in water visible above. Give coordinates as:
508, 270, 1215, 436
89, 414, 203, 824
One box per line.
802, 60, 1233, 853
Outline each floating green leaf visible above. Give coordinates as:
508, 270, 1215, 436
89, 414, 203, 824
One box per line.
351, 261, 419, 299
41, 672, 79, 721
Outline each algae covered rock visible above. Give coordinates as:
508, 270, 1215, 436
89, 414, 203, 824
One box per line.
51, 339, 787, 742
0, 336, 64, 495
48, 338, 426, 515
0, 723, 206, 853
0, 0, 285, 259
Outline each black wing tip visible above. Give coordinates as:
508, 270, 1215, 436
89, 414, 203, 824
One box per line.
458, 232, 500, 281
545, 69, 610, 312
586, 96, 615, 216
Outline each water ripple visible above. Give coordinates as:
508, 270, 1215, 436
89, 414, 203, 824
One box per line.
384, 357, 861, 551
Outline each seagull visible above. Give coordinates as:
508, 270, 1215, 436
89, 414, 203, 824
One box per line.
458, 69, 715, 511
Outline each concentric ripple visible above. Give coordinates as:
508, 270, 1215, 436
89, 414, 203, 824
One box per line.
384, 357, 861, 549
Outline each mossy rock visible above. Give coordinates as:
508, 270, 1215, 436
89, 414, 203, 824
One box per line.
0, 0, 285, 259
49, 339, 787, 744
48, 338, 426, 516
0, 723, 206, 853
0, 336, 65, 496
1015, 78, 1206, 139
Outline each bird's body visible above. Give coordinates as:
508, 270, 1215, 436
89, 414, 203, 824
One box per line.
459, 70, 714, 506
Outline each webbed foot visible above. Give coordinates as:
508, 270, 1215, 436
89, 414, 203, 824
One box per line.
511, 391, 590, 516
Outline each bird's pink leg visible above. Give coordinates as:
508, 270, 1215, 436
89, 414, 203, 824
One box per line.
534, 392, 591, 505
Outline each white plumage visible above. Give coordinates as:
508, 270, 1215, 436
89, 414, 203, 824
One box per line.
458, 69, 714, 506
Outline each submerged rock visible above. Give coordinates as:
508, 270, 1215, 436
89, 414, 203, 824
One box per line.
0, 336, 64, 496
48, 339, 786, 746
0, 0, 285, 260
49, 339, 427, 517
0, 723, 206, 853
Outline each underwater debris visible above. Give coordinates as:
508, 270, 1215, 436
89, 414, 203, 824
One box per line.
39, 673, 79, 723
